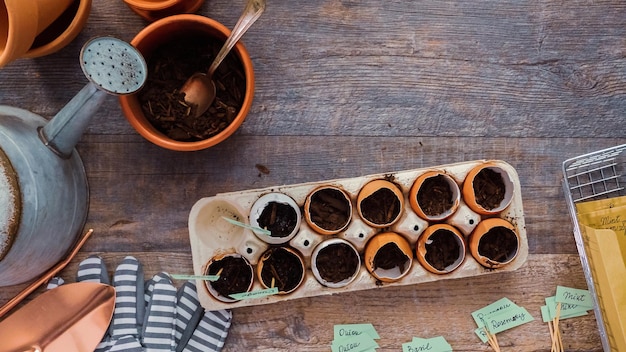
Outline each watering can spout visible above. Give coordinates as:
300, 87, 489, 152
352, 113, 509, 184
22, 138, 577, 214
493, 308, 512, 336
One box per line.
39, 36, 147, 158
39, 84, 107, 158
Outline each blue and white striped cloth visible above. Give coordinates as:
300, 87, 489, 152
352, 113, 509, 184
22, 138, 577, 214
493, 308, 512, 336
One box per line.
48, 255, 231, 352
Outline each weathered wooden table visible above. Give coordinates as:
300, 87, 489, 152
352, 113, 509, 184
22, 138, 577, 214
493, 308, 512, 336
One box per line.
2, 0, 625, 350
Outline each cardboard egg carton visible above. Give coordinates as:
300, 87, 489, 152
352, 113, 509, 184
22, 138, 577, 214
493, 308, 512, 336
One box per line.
188, 160, 528, 310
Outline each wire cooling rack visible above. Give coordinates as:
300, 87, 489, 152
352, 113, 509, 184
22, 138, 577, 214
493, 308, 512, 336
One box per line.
562, 144, 626, 352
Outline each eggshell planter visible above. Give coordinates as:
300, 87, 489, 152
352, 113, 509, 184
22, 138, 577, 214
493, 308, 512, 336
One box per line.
256, 246, 305, 294
463, 162, 515, 215
204, 253, 254, 303
469, 217, 520, 269
188, 160, 528, 310
304, 185, 352, 235
357, 179, 404, 228
416, 224, 466, 274
119, 14, 255, 151
122, 0, 204, 22
249, 192, 301, 245
364, 232, 413, 282
311, 238, 361, 288
409, 170, 461, 221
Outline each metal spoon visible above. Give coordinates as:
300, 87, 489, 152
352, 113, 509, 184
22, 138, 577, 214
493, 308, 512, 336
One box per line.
181, 0, 265, 118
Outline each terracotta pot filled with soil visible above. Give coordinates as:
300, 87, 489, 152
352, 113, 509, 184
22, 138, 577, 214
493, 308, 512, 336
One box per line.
256, 246, 305, 294
410, 171, 460, 221
469, 218, 520, 269
204, 253, 254, 303
357, 179, 404, 228
304, 185, 353, 235
311, 238, 361, 288
119, 14, 254, 151
463, 162, 515, 215
1, 0, 92, 67
249, 193, 301, 245
364, 232, 413, 282
416, 224, 466, 274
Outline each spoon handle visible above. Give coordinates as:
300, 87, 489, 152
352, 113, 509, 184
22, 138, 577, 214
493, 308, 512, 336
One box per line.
208, 0, 266, 76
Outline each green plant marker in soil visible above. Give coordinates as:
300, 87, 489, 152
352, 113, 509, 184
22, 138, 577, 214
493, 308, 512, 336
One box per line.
373, 242, 409, 273
360, 189, 401, 225
315, 243, 359, 283
478, 226, 518, 263
138, 35, 246, 141
257, 202, 298, 238
473, 168, 506, 210
259, 247, 304, 293
207, 256, 252, 298
424, 229, 461, 271
417, 175, 454, 216
309, 188, 351, 231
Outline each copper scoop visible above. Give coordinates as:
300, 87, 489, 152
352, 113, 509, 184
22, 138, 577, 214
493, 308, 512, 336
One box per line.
0, 282, 115, 352
0, 229, 115, 351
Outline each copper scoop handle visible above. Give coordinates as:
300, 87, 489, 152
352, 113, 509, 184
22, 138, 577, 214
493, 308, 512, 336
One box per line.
0, 229, 94, 319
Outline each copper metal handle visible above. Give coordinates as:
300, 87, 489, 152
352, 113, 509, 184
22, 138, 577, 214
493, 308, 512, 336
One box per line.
0, 229, 94, 319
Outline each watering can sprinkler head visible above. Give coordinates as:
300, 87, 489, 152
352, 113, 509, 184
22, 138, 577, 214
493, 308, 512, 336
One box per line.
39, 37, 148, 158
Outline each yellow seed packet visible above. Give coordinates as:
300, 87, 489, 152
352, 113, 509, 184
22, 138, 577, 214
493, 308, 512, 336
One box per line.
575, 197, 626, 351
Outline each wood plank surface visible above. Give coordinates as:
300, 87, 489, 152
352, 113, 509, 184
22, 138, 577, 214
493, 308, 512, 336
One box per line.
1, 0, 625, 350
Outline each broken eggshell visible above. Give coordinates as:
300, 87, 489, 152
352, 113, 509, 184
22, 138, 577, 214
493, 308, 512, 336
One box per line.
416, 224, 466, 275
203, 252, 254, 303
462, 162, 515, 215
304, 185, 353, 235
469, 217, 520, 269
256, 246, 306, 295
409, 170, 461, 222
364, 232, 413, 282
357, 179, 404, 228
310, 238, 361, 288
249, 192, 301, 245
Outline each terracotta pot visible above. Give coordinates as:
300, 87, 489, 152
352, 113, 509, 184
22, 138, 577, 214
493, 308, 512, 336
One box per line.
364, 232, 413, 282
256, 246, 305, 294
0, 0, 91, 67
311, 238, 361, 288
357, 179, 404, 228
409, 170, 460, 221
119, 14, 255, 151
462, 162, 515, 215
122, 0, 204, 22
249, 193, 301, 245
469, 218, 520, 269
304, 185, 353, 235
416, 224, 466, 274
203, 253, 254, 303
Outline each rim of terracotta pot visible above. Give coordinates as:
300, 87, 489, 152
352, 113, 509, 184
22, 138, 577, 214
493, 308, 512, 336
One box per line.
469, 217, 520, 269
123, 0, 204, 22
311, 238, 361, 288
256, 246, 306, 294
409, 170, 461, 221
203, 252, 254, 303
118, 14, 255, 151
249, 193, 302, 245
304, 185, 353, 235
462, 162, 515, 215
124, 0, 181, 11
364, 231, 413, 282
416, 223, 466, 274
23, 0, 92, 59
357, 179, 404, 228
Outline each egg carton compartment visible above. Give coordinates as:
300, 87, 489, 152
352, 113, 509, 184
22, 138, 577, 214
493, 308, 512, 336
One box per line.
188, 160, 528, 310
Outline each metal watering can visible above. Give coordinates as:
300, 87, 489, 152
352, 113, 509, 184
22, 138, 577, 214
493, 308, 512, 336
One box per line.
0, 37, 147, 286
